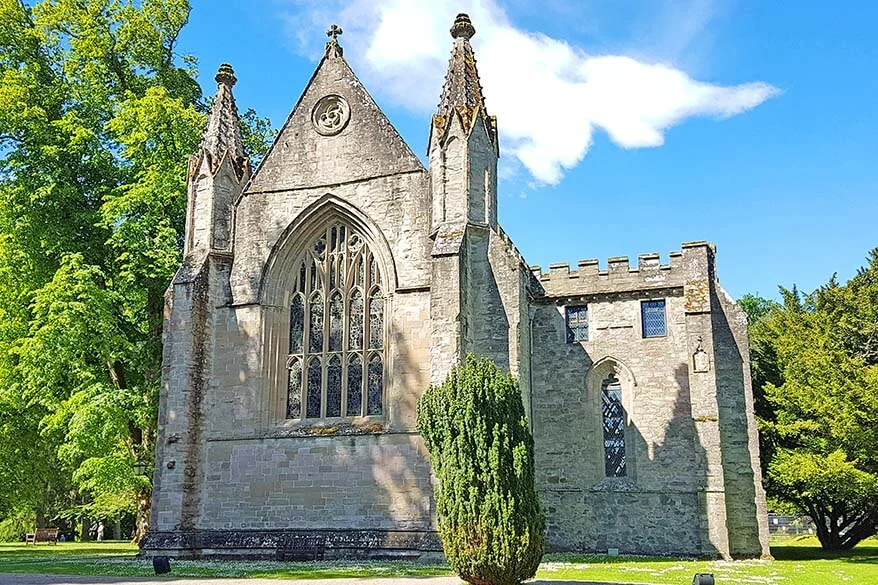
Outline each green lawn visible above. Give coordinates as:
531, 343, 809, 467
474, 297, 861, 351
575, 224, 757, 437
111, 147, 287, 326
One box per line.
0, 536, 875, 584
540, 536, 878, 585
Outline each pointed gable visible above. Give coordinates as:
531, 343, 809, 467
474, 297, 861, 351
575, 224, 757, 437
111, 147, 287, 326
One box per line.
247, 34, 424, 194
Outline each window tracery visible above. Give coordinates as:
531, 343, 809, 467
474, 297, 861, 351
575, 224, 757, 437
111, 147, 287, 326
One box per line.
286, 222, 386, 420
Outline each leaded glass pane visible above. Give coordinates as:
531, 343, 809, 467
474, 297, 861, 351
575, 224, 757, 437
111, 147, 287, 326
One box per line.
369, 289, 384, 350
287, 359, 302, 419
309, 292, 324, 352
326, 356, 342, 417
289, 295, 305, 353
602, 375, 626, 477
329, 292, 343, 351
349, 290, 364, 350
308, 258, 317, 292
367, 355, 383, 415
306, 358, 322, 419
347, 355, 363, 416
565, 305, 588, 343
329, 254, 338, 289
337, 225, 346, 248
641, 299, 667, 338
314, 236, 326, 260
356, 255, 365, 287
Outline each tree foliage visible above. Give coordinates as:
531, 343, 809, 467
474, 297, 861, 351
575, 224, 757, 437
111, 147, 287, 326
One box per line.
0, 0, 272, 540
417, 355, 545, 585
745, 250, 878, 550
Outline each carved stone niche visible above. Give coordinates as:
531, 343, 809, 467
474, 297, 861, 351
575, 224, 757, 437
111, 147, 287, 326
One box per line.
692, 337, 710, 373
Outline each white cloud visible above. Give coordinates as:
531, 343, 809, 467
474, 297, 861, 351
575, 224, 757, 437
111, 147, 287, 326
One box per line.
283, 0, 779, 185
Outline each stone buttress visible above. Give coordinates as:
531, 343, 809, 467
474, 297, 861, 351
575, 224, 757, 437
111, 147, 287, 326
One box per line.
146, 64, 251, 550
428, 15, 533, 414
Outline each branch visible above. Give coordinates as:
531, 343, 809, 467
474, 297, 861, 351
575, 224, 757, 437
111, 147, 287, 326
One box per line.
0, 133, 23, 145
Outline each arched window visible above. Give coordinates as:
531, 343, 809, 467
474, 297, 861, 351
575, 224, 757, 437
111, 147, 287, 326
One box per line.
601, 373, 626, 477
285, 223, 386, 420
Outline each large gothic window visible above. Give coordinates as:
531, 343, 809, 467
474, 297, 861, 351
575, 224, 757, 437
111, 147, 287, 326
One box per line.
286, 223, 386, 420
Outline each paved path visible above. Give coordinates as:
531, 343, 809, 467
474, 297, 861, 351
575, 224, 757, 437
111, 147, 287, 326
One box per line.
0, 577, 623, 585
0, 577, 460, 585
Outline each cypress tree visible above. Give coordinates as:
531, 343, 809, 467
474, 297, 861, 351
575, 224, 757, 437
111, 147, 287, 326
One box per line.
417, 355, 545, 585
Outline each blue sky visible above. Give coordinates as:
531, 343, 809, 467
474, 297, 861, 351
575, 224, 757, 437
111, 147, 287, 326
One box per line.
179, 1, 877, 299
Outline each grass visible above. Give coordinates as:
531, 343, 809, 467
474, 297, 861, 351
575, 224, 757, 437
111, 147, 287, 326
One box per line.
539, 535, 878, 585
0, 536, 875, 584
0, 541, 452, 579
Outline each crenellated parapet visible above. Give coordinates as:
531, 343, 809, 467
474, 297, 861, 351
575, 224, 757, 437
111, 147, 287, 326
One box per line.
531, 241, 716, 299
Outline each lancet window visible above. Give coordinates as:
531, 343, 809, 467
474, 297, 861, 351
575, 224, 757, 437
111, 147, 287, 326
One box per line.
286, 223, 386, 420
601, 373, 627, 477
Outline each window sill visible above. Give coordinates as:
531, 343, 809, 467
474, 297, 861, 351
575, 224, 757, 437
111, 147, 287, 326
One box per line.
273, 417, 386, 438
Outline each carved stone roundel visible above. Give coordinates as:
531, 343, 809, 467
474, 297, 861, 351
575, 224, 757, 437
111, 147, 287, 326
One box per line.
312, 95, 350, 136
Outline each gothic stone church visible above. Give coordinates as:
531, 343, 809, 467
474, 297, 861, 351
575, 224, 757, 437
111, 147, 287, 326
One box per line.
142, 15, 770, 560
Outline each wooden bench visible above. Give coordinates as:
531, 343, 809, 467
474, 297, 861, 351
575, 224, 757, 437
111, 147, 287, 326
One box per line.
276, 539, 325, 561
24, 528, 60, 545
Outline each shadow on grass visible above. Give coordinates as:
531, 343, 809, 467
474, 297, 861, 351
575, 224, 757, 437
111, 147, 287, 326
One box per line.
771, 545, 878, 564
532, 581, 643, 585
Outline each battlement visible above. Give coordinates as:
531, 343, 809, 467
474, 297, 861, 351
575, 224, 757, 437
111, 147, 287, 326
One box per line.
532, 241, 716, 298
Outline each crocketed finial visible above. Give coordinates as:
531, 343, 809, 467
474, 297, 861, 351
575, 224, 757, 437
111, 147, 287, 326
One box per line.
325, 24, 344, 58
432, 13, 495, 144
215, 63, 237, 86
450, 13, 475, 40
195, 62, 248, 180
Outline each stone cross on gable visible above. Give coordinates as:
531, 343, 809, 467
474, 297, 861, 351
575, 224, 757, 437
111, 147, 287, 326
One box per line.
325, 24, 344, 58
327, 24, 343, 41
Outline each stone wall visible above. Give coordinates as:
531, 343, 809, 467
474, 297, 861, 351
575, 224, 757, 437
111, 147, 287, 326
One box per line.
529, 242, 769, 558
200, 433, 435, 531
530, 289, 704, 554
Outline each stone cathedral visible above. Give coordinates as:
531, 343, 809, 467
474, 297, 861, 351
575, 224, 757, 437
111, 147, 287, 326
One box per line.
142, 15, 770, 560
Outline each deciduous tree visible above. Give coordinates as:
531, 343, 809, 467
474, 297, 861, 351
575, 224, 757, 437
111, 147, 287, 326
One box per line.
0, 0, 272, 541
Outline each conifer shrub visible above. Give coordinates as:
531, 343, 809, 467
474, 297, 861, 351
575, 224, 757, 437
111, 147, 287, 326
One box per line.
417, 355, 545, 585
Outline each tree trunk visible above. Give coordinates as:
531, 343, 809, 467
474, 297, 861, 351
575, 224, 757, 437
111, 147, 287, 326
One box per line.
815, 504, 878, 551
113, 518, 122, 540
132, 488, 151, 544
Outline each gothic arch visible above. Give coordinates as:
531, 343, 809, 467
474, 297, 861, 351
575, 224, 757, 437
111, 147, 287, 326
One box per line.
258, 194, 396, 428
586, 355, 637, 395
260, 194, 398, 307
